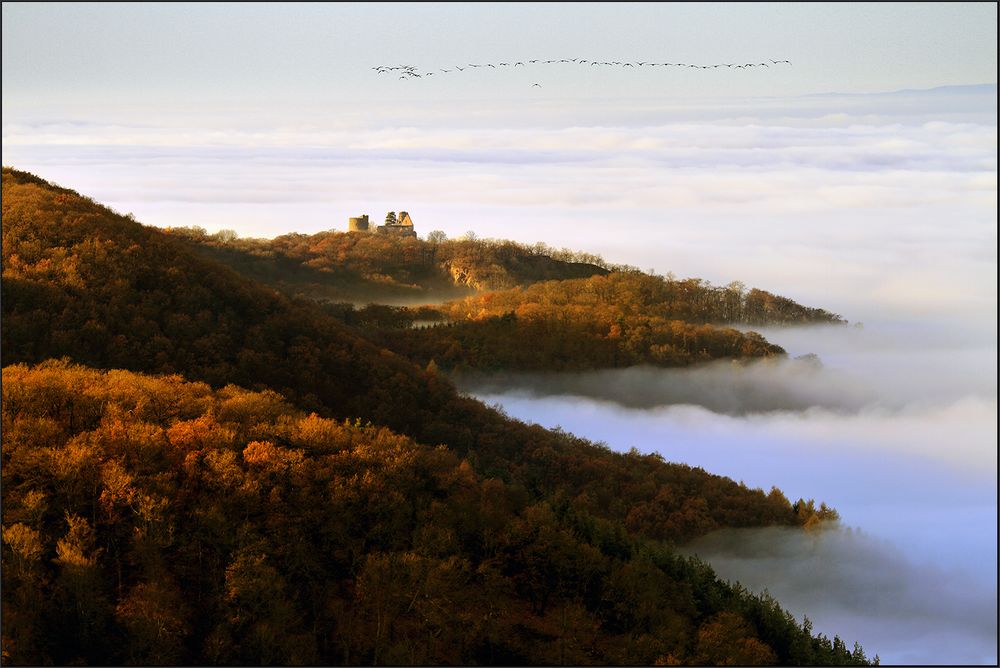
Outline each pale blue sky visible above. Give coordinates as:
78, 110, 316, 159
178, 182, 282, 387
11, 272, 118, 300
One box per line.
3, 2, 997, 112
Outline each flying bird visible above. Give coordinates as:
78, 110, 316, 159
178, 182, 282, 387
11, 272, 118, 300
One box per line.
372, 54, 793, 85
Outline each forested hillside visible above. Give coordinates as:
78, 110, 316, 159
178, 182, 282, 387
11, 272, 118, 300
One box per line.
164, 225, 611, 304
162, 213, 842, 374
436, 271, 845, 327
371, 311, 784, 372
362, 272, 840, 371
1, 168, 869, 665
3, 363, 860, 665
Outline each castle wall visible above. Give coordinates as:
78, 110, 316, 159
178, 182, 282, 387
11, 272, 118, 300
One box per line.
375, 224, 417, 238
349, 212, 416, 237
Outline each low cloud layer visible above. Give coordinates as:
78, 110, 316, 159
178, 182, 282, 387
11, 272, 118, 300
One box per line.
461, 321, 997, 417
682, 526, 998, 665
3, 86, 996, 322
470, 323, 997, 664
462, 357, 879, 415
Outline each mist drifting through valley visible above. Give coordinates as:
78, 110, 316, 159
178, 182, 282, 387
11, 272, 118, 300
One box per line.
466, 323, 998, 665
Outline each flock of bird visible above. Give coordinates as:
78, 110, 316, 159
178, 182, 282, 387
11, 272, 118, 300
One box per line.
373, 58, 791, 86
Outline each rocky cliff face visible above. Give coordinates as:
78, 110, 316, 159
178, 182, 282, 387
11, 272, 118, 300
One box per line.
443, 260, 519, 291
443, 253, 609, 292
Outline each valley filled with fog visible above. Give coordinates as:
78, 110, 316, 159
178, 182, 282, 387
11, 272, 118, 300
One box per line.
466, 322, 998, 664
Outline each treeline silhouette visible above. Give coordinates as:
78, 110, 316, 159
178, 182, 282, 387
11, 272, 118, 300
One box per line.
1, 168, 870, 665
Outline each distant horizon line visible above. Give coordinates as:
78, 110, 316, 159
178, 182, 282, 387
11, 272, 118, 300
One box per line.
2, 83, 996, 119
798, 82, 996, 99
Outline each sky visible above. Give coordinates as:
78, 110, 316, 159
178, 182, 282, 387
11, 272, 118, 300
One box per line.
2, 3, 997, 104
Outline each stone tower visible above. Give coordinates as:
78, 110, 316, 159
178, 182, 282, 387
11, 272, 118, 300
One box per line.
348, 214, 370, 232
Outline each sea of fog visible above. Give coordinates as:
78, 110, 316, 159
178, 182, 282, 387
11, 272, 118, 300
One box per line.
464, 323, 998, 665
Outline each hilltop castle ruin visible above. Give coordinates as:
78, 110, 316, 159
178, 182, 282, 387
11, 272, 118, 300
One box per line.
348, 211, 416, 238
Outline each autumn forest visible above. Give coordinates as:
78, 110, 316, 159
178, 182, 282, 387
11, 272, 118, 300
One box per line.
1, 168, 871, 665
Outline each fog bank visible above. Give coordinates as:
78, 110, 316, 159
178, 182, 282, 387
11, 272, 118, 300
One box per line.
470, 322, 997, 664
682, 526, 998, 665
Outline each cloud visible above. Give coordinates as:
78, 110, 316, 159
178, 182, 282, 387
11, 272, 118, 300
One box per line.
4, 83, 995, 664
460, 357, 880, 415
464, 323, 997, 472
469, 323, 997, 664
464, 320, 999, 400
681, 526, 998, 665
2, 86, 995, 321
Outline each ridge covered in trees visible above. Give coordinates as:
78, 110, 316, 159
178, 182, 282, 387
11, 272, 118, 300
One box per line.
434, 271, 845, 327
163, 225, 612, 305
360, 272, 841, 372
161, 211, 842, 374
1, 167, 870, 665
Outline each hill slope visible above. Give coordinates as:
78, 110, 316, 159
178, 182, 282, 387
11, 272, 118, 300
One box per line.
2, 362, 867, 665
164, 225, 611, 305
0, 166, 809, 540
1, 168, 869, 665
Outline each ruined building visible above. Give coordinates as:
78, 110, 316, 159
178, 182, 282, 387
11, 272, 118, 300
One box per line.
348, 214, 370, 232
348, 211, 416, 238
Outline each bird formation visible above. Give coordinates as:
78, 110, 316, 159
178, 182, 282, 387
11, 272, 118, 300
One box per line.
373, 58, 791, 82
